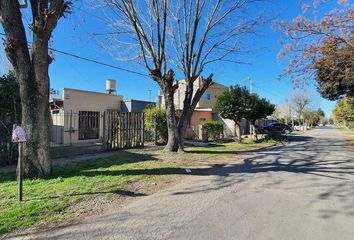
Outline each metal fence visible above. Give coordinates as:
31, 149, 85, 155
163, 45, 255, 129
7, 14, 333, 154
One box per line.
50, 110, 104, 147
50, 110, 145, 150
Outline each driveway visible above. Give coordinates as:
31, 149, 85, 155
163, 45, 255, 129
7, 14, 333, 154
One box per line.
20, 127, 354, 240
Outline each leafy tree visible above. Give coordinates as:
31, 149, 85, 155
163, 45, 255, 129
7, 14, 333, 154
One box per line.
0, 1, 71, 177
0, 71, 21, 165
315, 38, 354, 100
333, 97, 354, 129
317, 108, 325, 118
245, 94, 275, 137
215, 85, 250, 142
144, 107, 168, 144
278, 0, 353, 99
303, 110, 321, 127
0, 71, 21, 123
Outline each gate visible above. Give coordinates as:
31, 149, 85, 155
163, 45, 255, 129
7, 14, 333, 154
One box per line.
104, 111, 144, 151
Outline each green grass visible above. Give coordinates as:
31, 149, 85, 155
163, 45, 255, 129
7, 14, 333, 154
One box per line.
0, 139, 279, 234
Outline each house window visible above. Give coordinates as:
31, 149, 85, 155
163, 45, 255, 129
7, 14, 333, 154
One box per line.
78, 111, 100, 140
201, 93, 211, 100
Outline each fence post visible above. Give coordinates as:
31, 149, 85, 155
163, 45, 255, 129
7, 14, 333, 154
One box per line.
153, 114, 157, 146
101, 111, 106, 151
141, 113, 145, 147
17, 142, 23, 202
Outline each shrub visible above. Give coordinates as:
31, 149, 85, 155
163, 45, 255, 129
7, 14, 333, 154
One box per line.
200, 120, 223, 141
144, 107, 168, 144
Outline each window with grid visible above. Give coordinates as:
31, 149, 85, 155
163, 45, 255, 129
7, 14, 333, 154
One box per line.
78, 111, 100, 140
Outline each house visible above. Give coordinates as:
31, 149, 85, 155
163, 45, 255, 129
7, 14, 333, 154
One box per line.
49, 80, 124, 146
159, 78, 248, 139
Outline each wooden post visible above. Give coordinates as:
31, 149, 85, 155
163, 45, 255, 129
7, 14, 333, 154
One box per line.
18, 142, 23, 202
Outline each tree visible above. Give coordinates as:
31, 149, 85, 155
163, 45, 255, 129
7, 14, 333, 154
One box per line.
278, 0, 353, 99
144, 106, 168, 144
244, 94, 275, 137
333, 97, 354, 129
315, 38, 354, 100
215, 85, 250, 142
290, 91, 313, 126
317, 108, 325, 118
303, 110, 320, 127
0, 71, 21, 166
0, 71, 21, 123
0, 1, 71, 177
96, 0, 266, 152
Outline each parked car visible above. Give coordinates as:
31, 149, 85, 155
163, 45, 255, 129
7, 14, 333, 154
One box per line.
262, 122, 293, 134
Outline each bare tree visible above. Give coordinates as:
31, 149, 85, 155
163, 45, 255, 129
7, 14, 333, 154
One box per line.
0, 1, 71, 177
290, 91, 313, 127
96, 0, 265, 152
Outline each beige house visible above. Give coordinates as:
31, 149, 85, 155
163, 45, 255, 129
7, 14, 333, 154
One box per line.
172, 78, 228, 110
50, 88, 123, 145
158, 78, 243, 139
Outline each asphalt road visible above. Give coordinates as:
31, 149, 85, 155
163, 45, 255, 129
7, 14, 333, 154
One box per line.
22, 127, 354, 240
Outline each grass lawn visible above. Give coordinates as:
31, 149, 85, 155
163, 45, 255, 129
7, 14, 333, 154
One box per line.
0, 138, 280, 235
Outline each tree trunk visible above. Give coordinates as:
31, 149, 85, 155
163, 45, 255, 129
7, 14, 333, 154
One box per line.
21, 36, 52, 177
251, 122, 258, 140
235, 121, 242, 142
163, 89, 179, 152
0, 0, 68, 178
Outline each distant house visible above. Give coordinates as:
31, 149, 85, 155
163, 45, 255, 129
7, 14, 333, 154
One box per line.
159, 78, 248, 139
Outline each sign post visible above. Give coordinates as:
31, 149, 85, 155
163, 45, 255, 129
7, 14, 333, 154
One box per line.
12, 125, 27, 202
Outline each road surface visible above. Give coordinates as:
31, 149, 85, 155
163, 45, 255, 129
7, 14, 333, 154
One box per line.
20, 127, 354, 239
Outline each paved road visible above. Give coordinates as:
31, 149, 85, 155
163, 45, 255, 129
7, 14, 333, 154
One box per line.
23, 127, 354, 239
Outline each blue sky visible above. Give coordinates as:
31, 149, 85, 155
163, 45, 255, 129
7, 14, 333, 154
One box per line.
1, 0, 338, 117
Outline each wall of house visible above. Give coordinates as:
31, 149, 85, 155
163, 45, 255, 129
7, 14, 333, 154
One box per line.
213, 114, 250, 138
197, 83, 227, 109
159, 78, 228, 110
60, 88, 123, 145
63, 88, 123, 113
185, 111, 213, 139
121, 100, 155, 112
49, 109, 65, 145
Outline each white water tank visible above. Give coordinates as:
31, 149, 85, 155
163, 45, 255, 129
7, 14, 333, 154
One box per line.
106, 79, 116, 94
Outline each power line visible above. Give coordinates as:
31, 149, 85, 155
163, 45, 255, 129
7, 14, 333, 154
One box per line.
0, 32, 148, 77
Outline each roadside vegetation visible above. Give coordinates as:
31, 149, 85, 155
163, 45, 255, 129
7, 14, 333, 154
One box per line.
0, 138, 282, 235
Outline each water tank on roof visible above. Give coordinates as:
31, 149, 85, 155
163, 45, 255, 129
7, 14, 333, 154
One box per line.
106, 79, 116, 95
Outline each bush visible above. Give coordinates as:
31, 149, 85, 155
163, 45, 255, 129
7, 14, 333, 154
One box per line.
144, 107, 168, 144
200, 120, 223, 141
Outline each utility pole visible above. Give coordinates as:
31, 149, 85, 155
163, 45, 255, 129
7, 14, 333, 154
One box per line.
148, 90, 152, 102
248, 76, 253, 137
285, 99, 289, 125
249, 76, 253, 94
